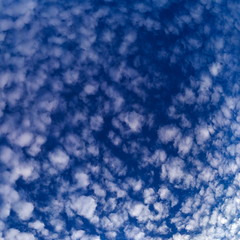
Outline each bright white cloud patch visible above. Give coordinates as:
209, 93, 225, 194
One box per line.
5, 228, 36, 240
209, 62, 221, 77
75, 172, 90, 188
13, 201, 34, 221
70, 196, 97, 221
15, 132, 33, 147
28, 220, 45, 231
48, 149, 70, 170
158, 125, 180, 143
195, 126, 211, 144
123, 111, 144, 132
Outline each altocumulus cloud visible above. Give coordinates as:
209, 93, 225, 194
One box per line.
0, 0, 240, 239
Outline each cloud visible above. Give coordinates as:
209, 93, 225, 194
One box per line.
28, 220, 45, 231
158, 125, 181, 144
75, 172, 90, 188
13, 201, 34, 221
5, 228, 36, 240
128, 202, 150, 222
124, 226, 145, 240
195, 126, 211, 145
121, 111, 144, 132
48, 148, 70, 170
14, 132, 34, 147
70, 196, 97, 221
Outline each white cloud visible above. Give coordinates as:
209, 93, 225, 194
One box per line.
28, 220, 45, 231
71, 230, 85, 240
153, 201, 170, 220
84, 83, 98, 95
48, 149, 70, 170
123, 111, 144, 132
90, 115, 104, 131
28, 135, 46, 156
13, 201, 34, 221
0, 146, 16, 165
158, 186, 171, 200
172, 233, 190, 240
71, 196, 97, 221
75, 172, 90, 188
209, 62, 221, 77
0, 185, 20, 219
195, 125, 213, 145
124, 226, 145, 240
126, 178, 143, 192
143, 188, 156, 204
15, 132, 34, 147
5, 228, 36, 240
128, 202, 150, 222
92, 184, 106, 197
161, 158, 185, 185
50, 218, 65, 232
105, 231, 117, 239
177, 135, 193, 155
15, 163, 35, 181
158, 125, 180, 144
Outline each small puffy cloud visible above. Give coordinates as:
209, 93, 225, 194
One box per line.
28, 135, 46, 156
195, 126, 211, 145
123, 111, 144, 132
90, 115, 104, 131
126, 178, 143, 192
158, 186, 178, 207
92, 184, 106, 197
28, 220, 45, 231
124, 226, 145, 240
0, 185, 20, 218
5, 228, 36, 240
48, 149, 70, 170
15, 162, 36, 181
0, 146, 15, 164
158, 186, 171, 200
15, 132, 34, 147
84, 83, 98, 95
13, 201, 34, 221
198, 166, 216, 184
129, 203, 144, 217
161, 158, 185, 184
143, 188, 156, 204
71, 230, 85, 240
177, 135, 193, 155
50, 218, 65, 232
172, 233, 190, 240
71, 196, 97, 221
209, 62, 221, 77
158, 125, 180, 144
128, 202, 150, 222
75, 172, 90, 188
105, 231, 117, 239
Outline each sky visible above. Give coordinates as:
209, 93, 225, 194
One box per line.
0, 0, 240, 239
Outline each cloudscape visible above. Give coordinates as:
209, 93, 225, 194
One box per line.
0, 0, 239, 239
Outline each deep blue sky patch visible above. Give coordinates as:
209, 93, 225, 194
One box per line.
0, 0, 240, 240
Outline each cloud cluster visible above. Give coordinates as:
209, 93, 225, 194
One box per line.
0, 0, 239, 239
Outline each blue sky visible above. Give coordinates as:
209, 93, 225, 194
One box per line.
0, 0, 240, 239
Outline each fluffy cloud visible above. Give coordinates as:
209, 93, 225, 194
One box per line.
13, 201, 34, 221
48, 149, 70, 170
70, 196, 97, 221
5, 228, 36, 240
